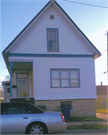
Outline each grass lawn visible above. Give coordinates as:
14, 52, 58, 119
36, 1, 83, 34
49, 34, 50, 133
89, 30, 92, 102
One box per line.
96, 108, 108, 114
66, 116, 104, 122
67, 124, 107, 130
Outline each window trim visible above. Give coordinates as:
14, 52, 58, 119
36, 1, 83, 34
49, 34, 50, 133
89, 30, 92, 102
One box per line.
50, 69, 80, 88
47, 28, 59, 52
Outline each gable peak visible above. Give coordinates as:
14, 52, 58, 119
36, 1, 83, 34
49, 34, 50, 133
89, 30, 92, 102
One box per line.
50, 0, 55, 2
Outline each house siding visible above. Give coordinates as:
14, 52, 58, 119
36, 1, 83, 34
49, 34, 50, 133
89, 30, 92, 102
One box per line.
32, 57, 96, 100
9, 5, 95, 55
9, 56, 96, 100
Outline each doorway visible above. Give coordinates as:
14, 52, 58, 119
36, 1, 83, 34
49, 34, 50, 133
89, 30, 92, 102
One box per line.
17, 74, 28, 97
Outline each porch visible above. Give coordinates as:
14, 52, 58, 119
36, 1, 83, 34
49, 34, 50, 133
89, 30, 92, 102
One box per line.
10, 62, 34, 102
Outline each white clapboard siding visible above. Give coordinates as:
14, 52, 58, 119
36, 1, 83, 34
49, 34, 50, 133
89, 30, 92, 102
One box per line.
9, 5, 95, 55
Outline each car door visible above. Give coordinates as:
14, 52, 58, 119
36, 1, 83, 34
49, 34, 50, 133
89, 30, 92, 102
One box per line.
1, 104, 33, 134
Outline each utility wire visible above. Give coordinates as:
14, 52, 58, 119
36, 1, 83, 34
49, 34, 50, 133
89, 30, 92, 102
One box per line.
95, 33, 107, 47
101, 49, 107, 55
95, 49, 107, 62
63, 0, 108, 8
103, 71, 108, 74
94, 33, 107, 61
96, 71, 108, 76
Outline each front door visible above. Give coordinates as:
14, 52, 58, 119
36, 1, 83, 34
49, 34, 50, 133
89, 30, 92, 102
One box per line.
17, 74, 28, 97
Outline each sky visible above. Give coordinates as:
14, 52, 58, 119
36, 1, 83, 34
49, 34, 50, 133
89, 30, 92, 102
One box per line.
0, 0, 108, 86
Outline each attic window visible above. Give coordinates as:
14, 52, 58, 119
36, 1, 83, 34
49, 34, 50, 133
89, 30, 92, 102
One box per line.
50, 14, 54, 19
47, 28, 59, 52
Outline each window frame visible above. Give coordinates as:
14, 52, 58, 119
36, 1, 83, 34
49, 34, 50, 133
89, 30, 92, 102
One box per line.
102, 102, 106, 107
50, 69, 80, 88
47, 28, 59, 52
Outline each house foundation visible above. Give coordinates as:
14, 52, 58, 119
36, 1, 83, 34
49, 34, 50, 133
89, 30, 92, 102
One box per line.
35, 99, 96, 117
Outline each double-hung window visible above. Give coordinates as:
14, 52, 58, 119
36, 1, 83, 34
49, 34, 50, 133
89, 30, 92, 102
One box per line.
47, 28, 59, 52
61, 70, 69, 87
51, 69, 80, 88
51, 70, 60, 87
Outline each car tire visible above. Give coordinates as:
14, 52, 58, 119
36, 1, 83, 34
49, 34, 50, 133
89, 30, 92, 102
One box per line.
26, 122, 47, 134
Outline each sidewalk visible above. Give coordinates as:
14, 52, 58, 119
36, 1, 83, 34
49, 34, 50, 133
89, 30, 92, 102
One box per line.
67, 121, 108, 126
56, 114, 108, 134
67, 113, 108, 126
61, 129, 108, 134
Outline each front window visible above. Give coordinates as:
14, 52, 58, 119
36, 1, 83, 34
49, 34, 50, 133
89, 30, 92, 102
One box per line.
47, 28, 59, 52
51, 70, 60, 87
61, 70, 69, 87
51, 69, 80, 88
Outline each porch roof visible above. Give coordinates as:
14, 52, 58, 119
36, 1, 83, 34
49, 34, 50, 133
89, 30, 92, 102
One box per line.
12, 62, 32, 70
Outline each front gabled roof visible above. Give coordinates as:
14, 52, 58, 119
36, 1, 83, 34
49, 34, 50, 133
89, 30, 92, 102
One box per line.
2, 0, 51, 53
2, 0, 101, 56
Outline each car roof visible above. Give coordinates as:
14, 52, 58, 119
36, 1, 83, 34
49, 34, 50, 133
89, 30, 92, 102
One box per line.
1, 102, 31, 105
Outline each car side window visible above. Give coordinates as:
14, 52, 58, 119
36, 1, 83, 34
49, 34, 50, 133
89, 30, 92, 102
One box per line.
22, 103, 44, 114
1, 104, 4, 114
3, 106, 20, 114
21, 107, 27, 114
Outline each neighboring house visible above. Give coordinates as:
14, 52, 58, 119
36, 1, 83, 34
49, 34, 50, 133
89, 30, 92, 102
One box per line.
2, 0, 101, 117
96, 83, 108, 109
2, 81, 10, 103
0, 86, 4, 103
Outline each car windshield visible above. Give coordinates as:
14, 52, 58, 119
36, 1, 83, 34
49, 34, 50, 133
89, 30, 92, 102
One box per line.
22, 103, 44, 114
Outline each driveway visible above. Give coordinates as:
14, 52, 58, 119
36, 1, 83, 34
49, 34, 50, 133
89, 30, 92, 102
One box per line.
96, 113, 108, 121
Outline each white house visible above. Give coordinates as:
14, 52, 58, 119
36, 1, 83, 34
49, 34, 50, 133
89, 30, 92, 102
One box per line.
2, 0, 101, 116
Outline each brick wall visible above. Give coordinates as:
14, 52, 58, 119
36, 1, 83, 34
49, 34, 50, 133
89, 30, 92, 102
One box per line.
35, 99, 96, 117
71, 99, 96, 116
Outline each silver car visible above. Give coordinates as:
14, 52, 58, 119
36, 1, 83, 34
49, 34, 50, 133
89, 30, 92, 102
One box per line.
1, 103, 67, 134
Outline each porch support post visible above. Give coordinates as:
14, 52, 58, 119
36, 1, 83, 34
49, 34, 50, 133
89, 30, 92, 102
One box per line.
10, 62, 14, 97
30, 62, 33, 97
30, 62, 33, 66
